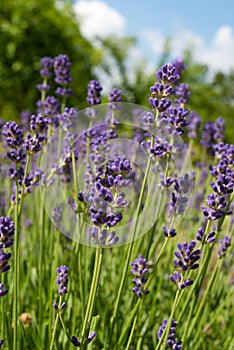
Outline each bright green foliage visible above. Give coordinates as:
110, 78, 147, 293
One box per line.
0, 0, 101, 118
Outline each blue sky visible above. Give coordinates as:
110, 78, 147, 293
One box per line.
74, 0, 234, 72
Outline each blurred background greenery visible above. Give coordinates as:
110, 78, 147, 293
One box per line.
1, 0, 234, 142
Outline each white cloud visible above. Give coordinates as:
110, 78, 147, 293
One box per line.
142, 25, 234, 72
74, 0, 126, 39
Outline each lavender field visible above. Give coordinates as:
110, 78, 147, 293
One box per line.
0, 54, 233, 350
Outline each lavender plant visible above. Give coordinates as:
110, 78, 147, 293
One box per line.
0, 54, 233, 350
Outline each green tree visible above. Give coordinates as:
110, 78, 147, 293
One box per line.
0, 0, 101, 119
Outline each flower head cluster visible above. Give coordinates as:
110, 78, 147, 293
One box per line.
196, 227, 216, 245
2, 122, 24, 149
173, 240, 201, 272
37, 56, 53, 92
56, 265, 69, 296
0, 283, 8, 297
217, 236, 231, 258
37, 96, 60, 120
162, 107, 189, 135
130, 254, 152, 297
108, 88, 122, 110
170, 173, 193, 215
0, 216, 15, 249
90, 227, 118, 247
157, 318, 182, 349
0, 216, 14, 286
87, 80, 103, 106
54, 54, 73, 97
71, 332, 96, 347
187, 111, 201, 139
201, 117, 225, 151
169, 271, 193, 289
174, 83, 190, 106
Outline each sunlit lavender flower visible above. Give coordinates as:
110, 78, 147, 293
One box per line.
173, 240, 201, 271
90, 227, 119, 246
23, 133, 46, 154
202, 193, 226, 221
54, 54, 73, 97
108, 88, 122, 110
169, 271, 193, 289
171, 57, 186, 74
218, 236, 231, 258
56, 265, 69, 296
2, 122, 24, 148
0, 249, 12, 273
156, 63, 180, 84
72, 331, 96, 347
157, 318, 182, 349
187, 111, 201, 139
87, 80, 103, 106
37, 96, 61, 119
0, 216, 15, 249
0, 340, 4, 348
30, 114, 48, 133
175, 83, 190, 106
0, 282, 8, 297
39, 56, 53, 79
201, 117, 225, 151
170, 173, 194, 215
130, 254, 152, 297
162, 225, 177, 238
196, 227, 216, 244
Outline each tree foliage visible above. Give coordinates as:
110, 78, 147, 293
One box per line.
0, 0, 101, 118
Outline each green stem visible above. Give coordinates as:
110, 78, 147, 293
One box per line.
187, 262, 221, 343
38, 202, 46, 332
49, 297, 62, 350
81, 246, 104, 349
13, 182, 19, 350
125, 314, 138, 350
116, 238, 169, 348
110, 156, 152, 343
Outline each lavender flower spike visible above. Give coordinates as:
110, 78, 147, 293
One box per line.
131, 254, 152, 297
56, 265, 69, 296
0, 282, 8, 297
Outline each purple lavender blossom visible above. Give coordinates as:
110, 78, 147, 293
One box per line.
201, 117, 225, 151
87, 80, 103, 106
156, 63, 180, 84
150, 83, 174, 97
2, 122, 24, 148
202, 193, 226, 221
71, 332, 96, 347
37, 96, 61, 119
108, 88, 122, 110
169, 271, 194, 289
0, 249, 12, 273
173, 240, 201, 271
162, 226, 177, 238
196, 227, 216, 244
187, 111, 201, 139
218, 236, 231, 258
148, 97, 172, 112
90, 227, 119, 246
0, 216, 15, 249
171, 57, 186, 74
39, 57, 53, 78
130, 254, 152, 297
53, 54, 73, 97
0, 340, 4, 348
30, 114, 48, 133
175, 83, 190, 105
0, 282, 8, 297
157, 318, 182, 349
56, 265, 69, 296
